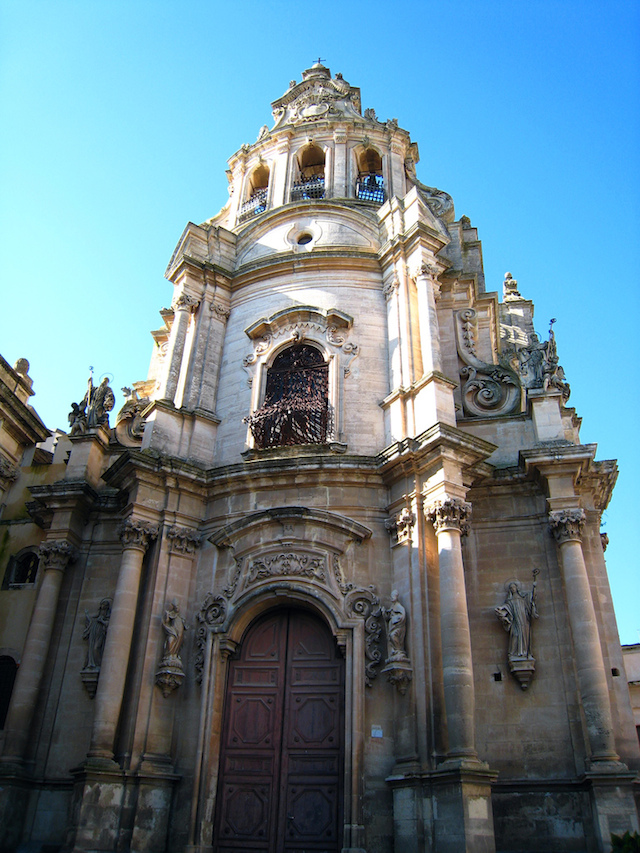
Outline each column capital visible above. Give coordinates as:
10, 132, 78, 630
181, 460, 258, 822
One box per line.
172, 292, 200, 312
548, 508, 586, 543
426, 496, 472, 535
38, 539, 76, 572
118, 518, 159, 552
166, 525, 202, 555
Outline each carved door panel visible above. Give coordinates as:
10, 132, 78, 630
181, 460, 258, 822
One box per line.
214, 609, 344, 853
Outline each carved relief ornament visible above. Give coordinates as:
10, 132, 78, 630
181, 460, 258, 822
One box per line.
548, 509, 586, 543
425, 496, 472, 535
194, 593, 227, 683
345, 585, 384, 686
454, 308, 521, 418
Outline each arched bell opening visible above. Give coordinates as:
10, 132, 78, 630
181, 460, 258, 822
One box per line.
291, 143, 326, 201
355, 146, 385, 205
239, 163, 271, 222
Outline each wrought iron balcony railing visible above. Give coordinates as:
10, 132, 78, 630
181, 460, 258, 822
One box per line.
356, 173, 385, 205
238, 188, 268, 221
290, 176, 325, 201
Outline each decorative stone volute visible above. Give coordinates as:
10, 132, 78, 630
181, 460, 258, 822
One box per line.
38, 539, 76, 572
118, 518, 159, 551
548, 509, 586, 544
425, 496, 472, 536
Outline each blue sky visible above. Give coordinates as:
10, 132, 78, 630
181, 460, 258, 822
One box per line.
1, 1, 639, 642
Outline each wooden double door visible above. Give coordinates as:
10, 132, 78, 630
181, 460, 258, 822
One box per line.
214, 609, 345, 853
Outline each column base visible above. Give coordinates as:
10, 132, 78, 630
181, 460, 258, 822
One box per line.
388, 763, 498, 853
584, 769, 640, 852
0, 764, 31, 852
68, 761, 126, 853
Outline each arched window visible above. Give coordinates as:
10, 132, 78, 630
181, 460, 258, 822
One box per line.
2, 549, 39, 589
291, 144, 325, 201
0, 656, 18, 729
239, 163, 270, 222
356, 147, 385, 204
245, 344, 330, 448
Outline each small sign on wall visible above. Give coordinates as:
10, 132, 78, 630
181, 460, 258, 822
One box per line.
371, 725, 383, 738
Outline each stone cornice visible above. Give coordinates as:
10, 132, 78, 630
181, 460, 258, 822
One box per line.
376, 422, 496, 481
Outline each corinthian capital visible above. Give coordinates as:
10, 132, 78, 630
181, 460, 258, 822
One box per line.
119, 518, 159, 551
167, 525, 202, 555
548, 509, 586, 544
38, 539, 76, 571
425, 496, 472, 535
172, 292, 201, 312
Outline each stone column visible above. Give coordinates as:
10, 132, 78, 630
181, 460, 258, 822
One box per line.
88, 518, 158, 762
413, 263, 443, 376
1, 540, 76, 765
332, 128, 347, 197
548, 509, 621, 765
426, 496, 477, 761
157, 293, 200, 404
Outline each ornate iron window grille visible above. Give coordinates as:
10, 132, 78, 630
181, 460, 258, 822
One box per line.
356, 173, 385, 204
238, 188, 268, 221
290, 176, 325, 201
244, 345, 331, 448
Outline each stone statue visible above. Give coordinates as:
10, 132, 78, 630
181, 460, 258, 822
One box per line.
86, 376, 115, 428
68, 371, 115, 435
161, 601, 187, 659
495, 574, 539, 659
156, 601, 188, 697
385, 590, 408, 662
381, 590, 412, 694
82, 599, 111, 670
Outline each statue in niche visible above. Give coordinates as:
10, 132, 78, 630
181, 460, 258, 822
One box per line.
82, 598, 111, 670
495, 571, 539, 690
382, 590, 413, 694
385, 590, 408, 662
80, 598, 111, 698
156, 601, 188, 697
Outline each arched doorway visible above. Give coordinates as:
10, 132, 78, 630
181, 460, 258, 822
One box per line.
213, 608, 345, 852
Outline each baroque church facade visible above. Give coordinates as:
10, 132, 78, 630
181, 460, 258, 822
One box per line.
0, 63, 638, 853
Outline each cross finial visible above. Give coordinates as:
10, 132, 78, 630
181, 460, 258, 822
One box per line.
316, 57, 325, 65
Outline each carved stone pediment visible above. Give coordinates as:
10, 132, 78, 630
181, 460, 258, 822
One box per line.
271, 65, 362, 129
242, 306, 359, 385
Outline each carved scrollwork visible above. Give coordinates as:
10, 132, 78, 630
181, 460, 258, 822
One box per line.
455, 308, 521, 417
345, 585, 384, 686
195, 593, 227, 683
